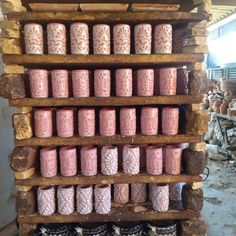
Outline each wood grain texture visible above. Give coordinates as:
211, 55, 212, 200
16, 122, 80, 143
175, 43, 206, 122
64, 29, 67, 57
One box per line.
14, 134, 203, 146
10, 95, 202, 107
15, 173, 202, 186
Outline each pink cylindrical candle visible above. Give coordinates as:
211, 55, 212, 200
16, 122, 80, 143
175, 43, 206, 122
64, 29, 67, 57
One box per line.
80, 146, 97, 176
78, 108, 95, 137
120, 108, 136, 136
115, 69, 133, 97
152, 184, 169, 212
114, 184, 129, 204
57, 185, 75, 215
162, 107, 179, 135
146, 146, 163, 175
99, 108, 116, 136
165, 146, 182, 175
134, 24, 152, 54
56, 109, 74, 138
94, 70, 111, 97
137, 69, 154, 96
131, 183, 147, 203
70, 23, 89, 55
113, 24, 131, 54
141, 107, 158, 135
159, 68, 177, 96
94, 184, 111, 214
59, 146, 77, 176
154, 24, 172, 54
101, 146, 118, 175
34, 109, 53, 138
24, 23, 43, 54
47, 23, 66, 54
93, 24, 111, 55
72, 70, 90, 97
51, 70, 69, 98
40, 147, 57, 177
76, 185, 93, 214
123, 145, 140, 175
29, 69, 48, 98
37, 186, 56, 216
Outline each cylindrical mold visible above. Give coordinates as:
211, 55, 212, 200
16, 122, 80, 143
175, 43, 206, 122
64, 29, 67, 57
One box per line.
40, 147, 57, 177
70, 23, 89, 55
115, 69, 133, 97
57, 185, 75, 215
47, 23, 66, 54
131, 183, 147, 203
159, 68, 177, 96
120, 108, 136, 136
113, 24, 131, 54
165, 146, 182, 175
34, 109, 52, 138
80, 146, 97, 176
94, 184, 111, 214
59, 146, 77, 176
137, 69, 154, 96
152, 184, 169, 212
94, 70, 111, 97
114, 184, 129, 204
24, 23, 43, 54
123, 145, 140, 175
101, 146, 118, 175
162, 107, 179, 135
141, 107, 158, 135
76, 185, 93, 214
99, 108, 116, 136
56, 109, 74, 137
146, 146, 163, 175
51, 70, 69, 98
72, 70, 90, 97
78, 108, 95, 137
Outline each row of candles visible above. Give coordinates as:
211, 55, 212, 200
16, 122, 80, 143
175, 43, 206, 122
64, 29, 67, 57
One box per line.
34, 106, 179, 138
37, 182, 184, 216
24, 23, 173, 55
40, 145, 183, 177
29, 68, 188, 98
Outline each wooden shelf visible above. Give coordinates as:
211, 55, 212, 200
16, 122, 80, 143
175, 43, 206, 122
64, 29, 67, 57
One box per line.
15, 134, 203, 146
15, 173, 202, 186
10, 95, 202, 107
3, 54, 204, 68
7, 11, 209, 23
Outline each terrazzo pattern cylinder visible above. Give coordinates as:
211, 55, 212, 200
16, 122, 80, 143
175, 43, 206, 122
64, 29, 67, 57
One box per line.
137, 69, 154, 96
115, 69, 133, 97
101, 146, 118, 175
152, 184, 169, 212
146, 146, 163, 175
162, 107, 179, 135
99, 108, 116, 136
94, 184, 111, 214
51, 70, 69, 98
72, 70, 90, 97
78, 108, 95, 137
165, 146, 182, 175
120, 108, 136, 136
141, 107, 158, 135
123, 145, 140, 175
131, 183, 147, 203
94, 70, 111, 97
80, 146, 97, 176
76, 185, 93, 215
40, 147, 57, 177
114, 184, 129, 204
159, 68, 177, 96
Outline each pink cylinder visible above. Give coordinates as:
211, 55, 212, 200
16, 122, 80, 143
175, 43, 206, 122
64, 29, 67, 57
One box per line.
29, 69, 48, 98
114, 184, 129, 204
37, 186, 56, 216
47, 23, 66, 54
80, 146, 97, 176
70, 23, 89, 55
94, 70, 111, 97
94, 184, 111, 214
131, 183, 147, 203
57, 185, 75, 215
40, 147, 57, 177
154, 24, 172, 54
51, 70, 69, 98
165, 146, 182, 175
101, 146, 118, 175
134, 24, 152, 54
72, 70, 90, 97
113, 24, 131, 54
169, 182, 184, 202
152, 184, 169, 212
162, 107, 179, 135
59, 146, 77, 176
115, 69, 133, 97
24, 23, 43, 54
78, 108, 95, 137
93, 24, 110, 55
137, 69, 154, 96
99, 108, 116, 136
159, 68, 177, 96
76, 185, 93, 214
56, 109, 74, 137
146, 146, 163, 175
120, 108, 136, 136
123, 145, 140, 175
141, 107, 158, 135
34, 109, 52, 138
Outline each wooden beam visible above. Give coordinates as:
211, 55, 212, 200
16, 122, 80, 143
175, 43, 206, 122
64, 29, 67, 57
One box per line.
212, 0, 236, 6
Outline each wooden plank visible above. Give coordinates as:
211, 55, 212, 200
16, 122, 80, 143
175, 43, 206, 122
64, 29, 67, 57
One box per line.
80, 4, 129, 12
10, 96, 202, 107
6, 11, 209, 23
15, 173, 202, 186
14, 134, 203, 146
130, 4, 180, 12
3, 54, 205, 67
